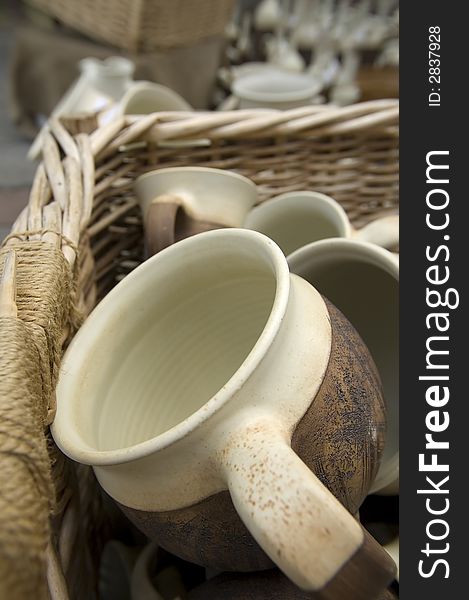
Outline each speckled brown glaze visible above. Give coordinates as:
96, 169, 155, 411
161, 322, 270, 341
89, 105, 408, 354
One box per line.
119, 298, 386, 572
291, 298, 386, 514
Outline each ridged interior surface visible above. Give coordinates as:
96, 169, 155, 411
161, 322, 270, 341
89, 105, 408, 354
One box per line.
94, 255, 276, 451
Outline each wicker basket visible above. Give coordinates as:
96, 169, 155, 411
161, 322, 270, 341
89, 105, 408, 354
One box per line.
26, 0, 236, 52
0, 100, 398, 599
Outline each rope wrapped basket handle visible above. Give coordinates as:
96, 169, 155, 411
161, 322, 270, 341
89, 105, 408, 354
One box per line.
0, 101, 399, 599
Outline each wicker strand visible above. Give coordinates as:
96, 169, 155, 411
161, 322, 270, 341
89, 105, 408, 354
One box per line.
136, 100, 400, 142
0, 251, 16, 317
62, 157, 83, 268
50, 118, 82, 165
76, 134, 95, 230
43, 133, 68, 211
11, 206, 29, 236
96, 113, 161, 160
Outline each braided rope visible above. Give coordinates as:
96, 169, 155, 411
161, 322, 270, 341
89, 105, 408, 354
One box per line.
0, 243, 80, 599
1, 230, 79, 254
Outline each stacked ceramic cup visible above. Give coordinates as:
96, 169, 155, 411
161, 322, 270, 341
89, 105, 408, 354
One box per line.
52, 167, 399, 599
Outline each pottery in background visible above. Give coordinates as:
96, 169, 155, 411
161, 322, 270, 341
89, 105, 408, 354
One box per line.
232, 69, 322, 109
29, 56, 193, 159
28, 56, 135, 160
254, 0, 282, 31
99, 81, 192, 126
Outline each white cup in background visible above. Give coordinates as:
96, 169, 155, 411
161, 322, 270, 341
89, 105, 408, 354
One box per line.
244, 191, 399, 256
232, 70, 322, 110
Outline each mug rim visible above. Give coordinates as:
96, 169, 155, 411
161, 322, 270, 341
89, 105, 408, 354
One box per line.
135, 166, 257, 190
287, 237, 399, 278
80, 56, 135, 78
52, 229, 290, 466
135, 167, 258, 211
245, 190, 352, 240
120, 81, 192, 113
232, 72, 320, 103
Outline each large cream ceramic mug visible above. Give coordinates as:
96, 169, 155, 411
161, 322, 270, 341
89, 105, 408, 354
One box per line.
244, 191, 399, 255
232, 70, 322, 109
288, 239, 399, 495
134, 167, 257, 256
52, 229, 395, 598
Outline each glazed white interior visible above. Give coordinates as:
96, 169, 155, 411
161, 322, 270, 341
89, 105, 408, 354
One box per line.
245, 194, 349, 255
71, 238, 278, 452
289, 244, 398, 473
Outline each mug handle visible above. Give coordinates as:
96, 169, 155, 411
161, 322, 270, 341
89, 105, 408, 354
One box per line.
144, 198, 182, 257
219, 417, 396, 599
352, 215, 399, 250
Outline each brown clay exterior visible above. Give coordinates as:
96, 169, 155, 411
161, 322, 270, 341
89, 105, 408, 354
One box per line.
119, 298, 386, 572
188, 567, 398, 600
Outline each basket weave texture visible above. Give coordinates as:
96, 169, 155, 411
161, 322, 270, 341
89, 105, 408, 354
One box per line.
0, 100, 398, 599
27, 0, 236, 51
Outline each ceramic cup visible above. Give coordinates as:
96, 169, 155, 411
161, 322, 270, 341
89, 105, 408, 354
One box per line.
244, 191, 399, 255
384, 537, 399, 582
99, 81, 192, 126
134, 167, 258, 256
288, 239, 399, 495
52, 229, 395, 598
232, 70, 322, 109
